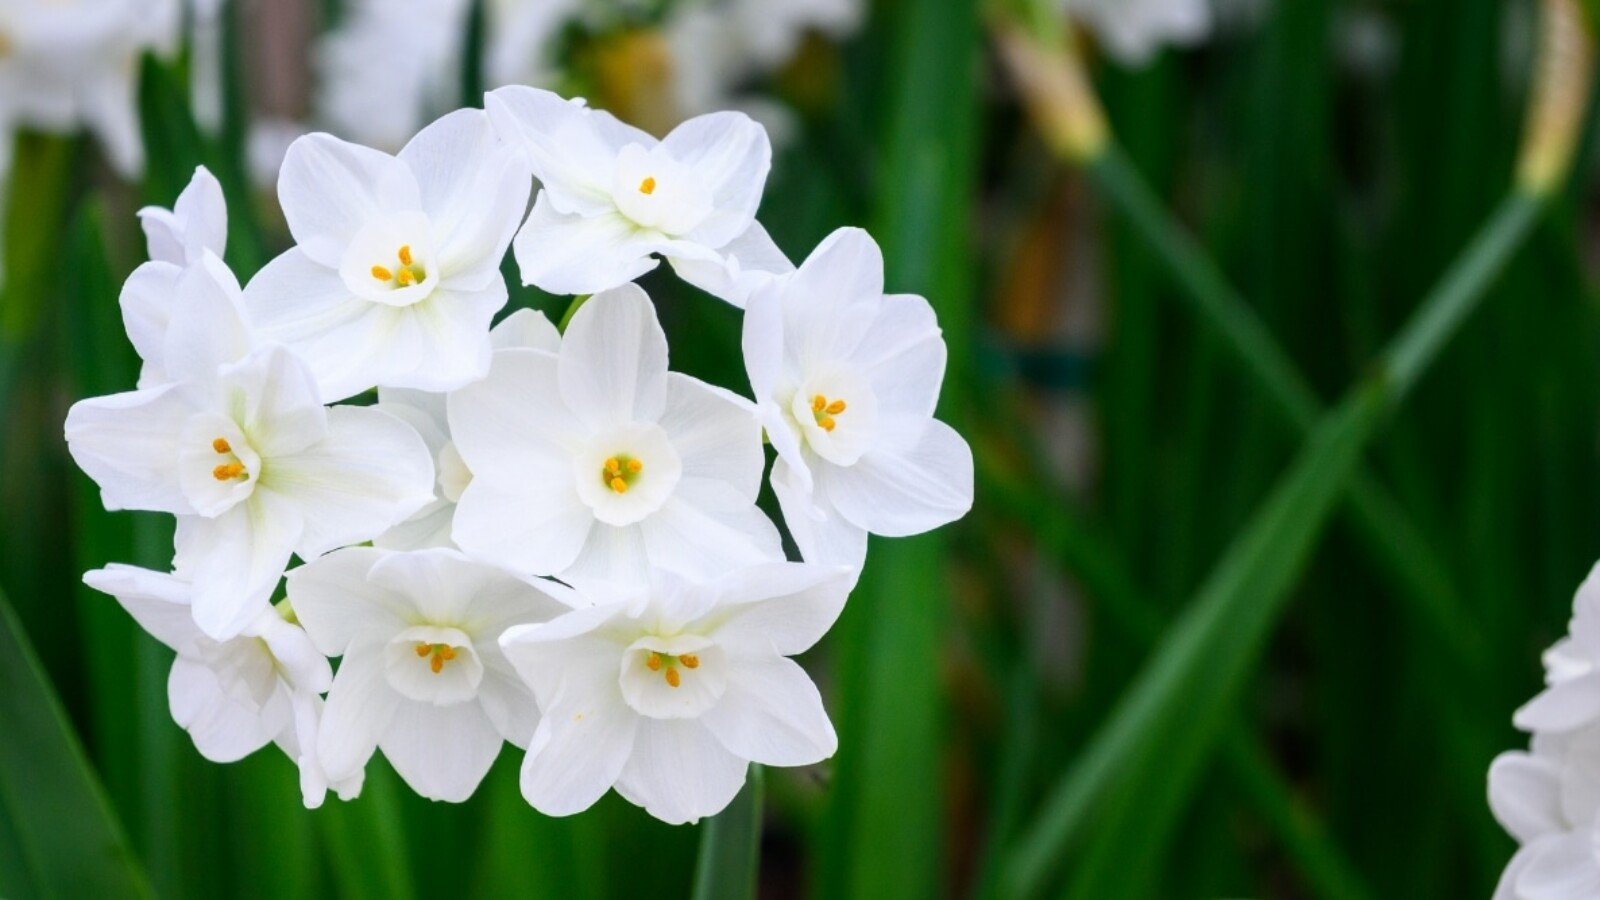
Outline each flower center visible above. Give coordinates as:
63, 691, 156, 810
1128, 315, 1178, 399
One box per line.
809, 394, 847, 433
644, 650, 700, 688
370, 244, 426, 289
601, 454, 645, 494
639, 176, 656, 195
210, 436, 249, 482
413, 641, 458, 674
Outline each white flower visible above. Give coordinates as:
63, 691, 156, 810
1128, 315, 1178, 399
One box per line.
483, 0, 579, 91
500, 561, 852, 824
742, 227, 973, 569
65, 344, 435, 639
1066, 0, 1211, 67
82, 564, 359, 808
288, 547, 573, 802
449, 284, 783, 590
119, 249, 253, 390
242, 109, 530, 402
374, 309, 561, 551
485, 85, 786, 305
1516, 563, 1600, 734
1491, 725, 1600, 898
0, 0, 181, 176
138, 165, 227, 267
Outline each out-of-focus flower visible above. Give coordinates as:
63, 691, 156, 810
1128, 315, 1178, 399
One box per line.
743, 227, 973, 569
247, 117, 310, 190
500, 561, 851, 824
242, 109, 529, 402
486, 86, 782, 304
1490, 725, 1600, 898
484, 0, 580, 92
83, 564, 360, 808
1516, 563, 1600, 734
289, 547, 573, 802
0, 0, 181, 175
375, 309, 561, 551
65, 344, 435, 639
449, 284, 782, 590
138, 165, 228, 268
1066, 0, 1211, 67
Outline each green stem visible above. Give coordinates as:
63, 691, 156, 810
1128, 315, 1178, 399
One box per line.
557, 294, 591, 332
690, 766, 764, 900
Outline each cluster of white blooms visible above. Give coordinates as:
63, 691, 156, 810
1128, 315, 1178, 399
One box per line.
67, 87, 972, 822
1490, 564, 1600, 896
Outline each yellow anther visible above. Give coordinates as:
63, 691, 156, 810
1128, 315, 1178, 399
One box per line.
681, 654, 699, 669
812, 394, 827, 413
430, 655, 444, 673
415, 643, 430, 657
665, 667, 681, 688
371, 265, 394, 282
604, 457, 622, 475
415, 642, 457, 673
826, 400, 847, 415
439, 646, 456, 661
626, 459, 642, 474
398, 244, 414, 266
639, 176, 657, 195
610, 477, 628, 493
396, 268, 416, 287
212, 462, 245, 481
212, 437, 231, 454
646, 652, 663, 671
819, 417, 836, 432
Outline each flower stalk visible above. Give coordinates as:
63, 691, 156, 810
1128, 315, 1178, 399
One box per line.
1516, 0, 1596, 196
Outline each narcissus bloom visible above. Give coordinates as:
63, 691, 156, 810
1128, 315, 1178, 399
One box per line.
500, 562, 852, 824
83, 564, 359, 808
119, 249, 252, 390
485, 86, 783, 304
742, 227, 973, 568
289, 547, 573, 802
375, 309, 561, 551
65, 345, 435, 639
1491, 724, 1600, 899
243, 109, 529, 402
1516, 563, 1600, 734
449, 284, 782, 589
138, 165, 227, 267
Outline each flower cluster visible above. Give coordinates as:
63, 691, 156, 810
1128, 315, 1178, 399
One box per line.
1490, 564, 1600, 896
67, 87, 973, 823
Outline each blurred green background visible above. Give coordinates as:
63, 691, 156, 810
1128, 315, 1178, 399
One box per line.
3, 0, 1599, 897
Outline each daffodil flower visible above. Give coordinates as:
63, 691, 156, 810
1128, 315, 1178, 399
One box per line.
83, 564, 359, 808
242, 108, 530, 402
448, 284, 783, 590
485, 85, 787, 305
500, 561, 852, 824
65, 345, 435, 639
138, 165, 227, 267
288, 547, 575, 802
742, 227, 974, 569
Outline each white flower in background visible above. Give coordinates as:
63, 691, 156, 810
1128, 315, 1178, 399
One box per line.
65, 344, 435, 639
500, 561, 852, 824
289, 547, 573, 802
138, 165, 227, 268
449, 284, 782, 589
83, 564, 359, 808
243, 109, 529, 402
1066, 0, 1212, 67
118, 248, 251, 390
483, 0, 579, 91
1490, 725, 1600, 898
0, 0, 181, 176
665, 0, 863, 116
486, 85, 785, 305
742, 227, 973, 569
247, 117, 309, 190
1515, 563, 1600, 734
375, 309, 561, 551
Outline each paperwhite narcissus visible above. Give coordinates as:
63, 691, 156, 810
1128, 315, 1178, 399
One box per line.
742, 227, 974, 569
242, 109, 530, 402
138, 165, 227, 267
374, 309, 561, 551
500, 562, 852, 824
65, 344, 435, 639
0, 0, 181, 176
119, 248, 253, 390
485, 85, 786, 305
449, 284, 783, 590
289, 547, 574, 802
1515, 562, 1600, 734
83, 564, 360, 808
1490, 725, 1600, 899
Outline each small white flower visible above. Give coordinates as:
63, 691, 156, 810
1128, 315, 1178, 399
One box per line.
242, 109, 530, 402
500, 561, 852, 824
1066, 0, 1212, 67
375, 309, 561, 551
0, 0, 181, 175
119, 249, 253, 390
138, 165, 227, 267
485, 85, 786, 305
1491, 725, 1600, 898
288, 547, 574, 802
1516, 563, 1600, 734
65, 344, 435, 639
742, 227, 973, 569
449, 284, 783, 589
82, 564, 359, 808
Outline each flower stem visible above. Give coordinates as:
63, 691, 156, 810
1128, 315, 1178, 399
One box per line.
557, 294, 591, 333
689, 765, 764, 900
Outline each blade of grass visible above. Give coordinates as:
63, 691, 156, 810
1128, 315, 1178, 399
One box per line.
691, 766, 764, 900
315, 765, 417, 900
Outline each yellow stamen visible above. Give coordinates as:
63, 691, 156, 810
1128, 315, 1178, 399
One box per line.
398, 244, 414, 266
371, 265, 394, 282
640, 176, 657, 195
212, 462, 245, 481
212, 437, 231, 454
812, 394, 827, 413
430, 655, 444, 673
439, 646, 456, 661
604, 457, 622, 475
681, 654, 699, 669
819, 417, 836, 432
626, 459, 642, 474
396, 268, 416, 287
415, 643, 431, 657
826, 400, 847, 415
610, 477, 628, 493
664, 667, 681, 688
646, 652, 663, 671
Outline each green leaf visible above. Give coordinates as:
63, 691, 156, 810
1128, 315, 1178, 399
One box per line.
690, 766, 764, 900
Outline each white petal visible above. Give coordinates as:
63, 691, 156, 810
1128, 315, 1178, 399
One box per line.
317, 648, 400, 785
519, 687, 638, 817
559, 283, 669, 431
668, 220, 792, 307
1495, 844, 1540, 900
173, 496, 300, 640
286, 546, 412, 656
1489, 751, 1565, 843
772, 458, 867, 569
511, 194, 662, 296
854, 293, 946, 420
661, 111, 771, 248
448, 348, 583, 475
1517, 832, 1600, 898
741, 285, 788, 411
478, 667, 540, 747
265, 405, 435, 557
399, 109, 530, 288
824, 419, 973, 538
639, 482, 784, 580
1515, 672, 1600, 733
657, 374, 764, 496
490, 308, 561, 352
82, 565, 200, 652
64, 385, 194, 514
139, 165, 227, 264
168, 656, 275, 762
701, 561, 855, 656
501, 610, 627, 713
220, 346, 329, 458
778, 228, 886, 369
616, 718, 748, 825
485, 86, 652, 216
240, 248, 372, 401
278, 132, 422, 267
453, 475, 594, 579
702, 655, 836, 766
364, 547, 567, 628
560, 522, 652, 591
120, 261, 183, 384
378, 699, 504, 802
159, 253, 253, 385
